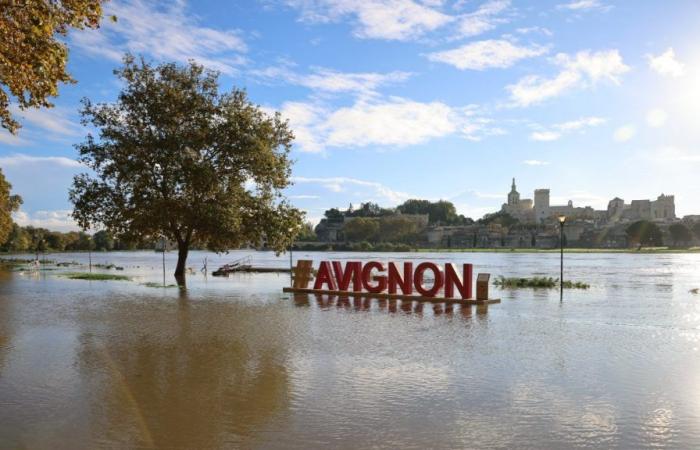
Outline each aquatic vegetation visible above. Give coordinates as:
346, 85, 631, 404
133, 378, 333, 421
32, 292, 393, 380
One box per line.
494, 276, 589, 289
0, 258, 55, 266
94, 263, 125, 270
142, 282, 178, 288
61, 272, 130, 281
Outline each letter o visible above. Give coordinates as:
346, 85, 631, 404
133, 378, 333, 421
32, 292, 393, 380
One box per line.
413, 262, 444, 297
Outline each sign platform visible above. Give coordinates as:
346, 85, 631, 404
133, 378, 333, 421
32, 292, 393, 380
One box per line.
283, 287, 500, 305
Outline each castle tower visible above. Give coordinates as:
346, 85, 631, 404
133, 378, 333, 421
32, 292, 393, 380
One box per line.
507, 178, 520, 205
534, 189, 550, 223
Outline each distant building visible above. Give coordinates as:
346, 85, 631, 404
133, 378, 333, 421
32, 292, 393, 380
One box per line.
501, 178, 534, 222
500, 178, 676, 225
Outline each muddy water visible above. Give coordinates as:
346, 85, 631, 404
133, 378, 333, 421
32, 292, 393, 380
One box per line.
2, 251, 700, 449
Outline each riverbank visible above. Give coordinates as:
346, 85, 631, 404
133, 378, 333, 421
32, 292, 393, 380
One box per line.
5, 246, 700, 258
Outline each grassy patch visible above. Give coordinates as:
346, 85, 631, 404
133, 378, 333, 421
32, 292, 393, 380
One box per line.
494, 276, 589, 289
562, 280, 591, 289
142, 282, 178, 288
61, 272, 130, 281
94, 263, 125, 270
0, 258, 56, 266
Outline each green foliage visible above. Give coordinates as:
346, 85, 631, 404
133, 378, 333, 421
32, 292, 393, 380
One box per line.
377, 215, 419, 242
92, 230, 114, 251
396, 199, 470, 225
494, 276, 590, 289
669, 223, 692, 246
323, 208, 344, 222
692, 222, 700, 241
345, 202, 393, 218
0, 0, 107, 133
70, 56, 302, 277
561, 280, 591, 289
296, 222, 317, 241
61, 272, 130, 281
0, 225, 134, 252
479, 211, 519, 228
625, 220, 663, 248
0, 168, 22, 245
343, 217, 379, 242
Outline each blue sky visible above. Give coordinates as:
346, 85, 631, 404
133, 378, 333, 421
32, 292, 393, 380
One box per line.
2, 0, 700, 230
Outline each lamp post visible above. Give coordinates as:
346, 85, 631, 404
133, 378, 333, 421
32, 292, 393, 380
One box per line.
558, 215, 567, 300
289, 225, 300, 287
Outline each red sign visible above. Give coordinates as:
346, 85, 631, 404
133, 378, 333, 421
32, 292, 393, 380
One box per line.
289, 260, 473, 300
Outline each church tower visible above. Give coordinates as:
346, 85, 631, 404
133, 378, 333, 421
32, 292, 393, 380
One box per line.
508, 178, 520, 205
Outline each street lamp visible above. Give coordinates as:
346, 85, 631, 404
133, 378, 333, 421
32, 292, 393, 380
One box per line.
558, 215, 567, 300
289, 224, 300, 287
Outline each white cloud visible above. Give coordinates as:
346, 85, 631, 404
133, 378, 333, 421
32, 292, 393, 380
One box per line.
558, 116, 605, 131
292, 176, 410, 204
508, 49, 629, 106
0, 153, 82, 168
10, 106, 82, 137
457, 0, 511, 37
613, 125, 636, 142
523, 159, 549, 165
646, 48, 685, 78
72, 0, 247, 75
0, 130, 31, 146
285, 0, 453, 41
646, 108, 668, 128
516, 26, 553, 36
556, 0, 609, 11
650, 146, 700, 163
427, 39, 547, 70
289, 194, 321, 199
530, 131, 561, 141
530, 116, 605, 141
13, 210, 79, 232
279, 98, 499, 152
253, 66, 411, 94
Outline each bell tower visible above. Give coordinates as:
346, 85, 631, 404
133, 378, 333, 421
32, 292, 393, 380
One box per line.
508, 178, 520, 205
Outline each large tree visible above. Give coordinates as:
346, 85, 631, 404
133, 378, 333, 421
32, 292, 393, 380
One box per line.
70, 56, 303, 280
625, 220, 663, 248
0, 168, 22, 244
0, 0, 107, 133
669, 223, 692, 247
342, 217, 379, 242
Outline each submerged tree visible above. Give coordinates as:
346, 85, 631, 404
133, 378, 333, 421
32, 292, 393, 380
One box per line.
0, 168, 22, 244
70, 56, 303, 281
0, 0, 108, 133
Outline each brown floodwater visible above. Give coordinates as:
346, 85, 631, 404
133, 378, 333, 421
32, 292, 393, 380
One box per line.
2, 250, 700, 449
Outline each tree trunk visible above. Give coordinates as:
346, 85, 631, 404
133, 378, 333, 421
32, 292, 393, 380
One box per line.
174, 243, 189, 285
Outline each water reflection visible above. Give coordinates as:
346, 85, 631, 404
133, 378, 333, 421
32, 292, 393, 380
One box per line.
301, 293, 484, 320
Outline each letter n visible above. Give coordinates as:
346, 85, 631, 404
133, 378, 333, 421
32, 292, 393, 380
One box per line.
444, 263, 472, 299
388, 262, 412, 295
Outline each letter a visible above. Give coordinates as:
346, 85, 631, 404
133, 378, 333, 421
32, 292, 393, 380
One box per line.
313, 261, 337, 290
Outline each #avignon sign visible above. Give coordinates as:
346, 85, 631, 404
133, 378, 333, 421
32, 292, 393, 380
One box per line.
283, 260, 500, 305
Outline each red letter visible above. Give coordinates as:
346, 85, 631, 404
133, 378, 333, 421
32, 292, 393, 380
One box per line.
362, 261, 387, 294
313, 261, 337, 290
388, 262, 412, 295
332, 261, 362, 291
444, 263, 472, 299
413, 262, 443, 297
